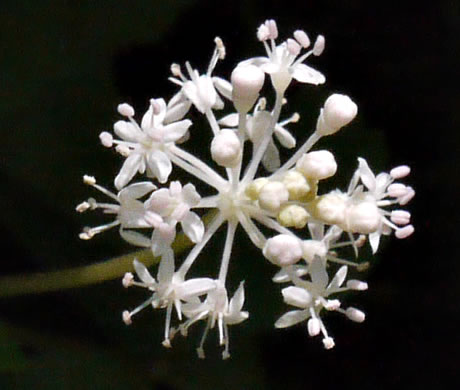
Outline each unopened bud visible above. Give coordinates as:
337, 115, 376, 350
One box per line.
316, 94, 358, 136
245, 178, 269, 200
258, 181, 289, 212
263, 234, 303, 266
282, 170, 311, 200
296, 150, 337, 180
278, 205, 309, 229
311, 193, 346, 226
231, 64, 265, 113
211, 129, 242, 168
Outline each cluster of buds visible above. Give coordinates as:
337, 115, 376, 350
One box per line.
77, 19, 414, 359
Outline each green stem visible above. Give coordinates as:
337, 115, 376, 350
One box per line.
0, 218, 200, 298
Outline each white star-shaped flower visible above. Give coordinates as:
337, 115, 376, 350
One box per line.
122, 250, 216, 347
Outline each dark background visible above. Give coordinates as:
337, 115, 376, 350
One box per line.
0, 1, 458, 389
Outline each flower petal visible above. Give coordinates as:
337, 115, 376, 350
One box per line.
212, 76, 233, 101
146, 149, 172, 184
181, 212, 204, 243
114, 152, 143, 190
218, 113, 239, 127
261, 140, 280, 172
275, 310, 309, 328
274, 125, 296, 149
178, 278, 216, 300
162, 119, 192, 143
291, 63, 325, 85
229, 282, 245, 314
119, 228, 151, 247
133, 259, 156, 285
118, 182, 156, 201
157, 249, 175, 284
369, 231, 381, 254
309, 257, 329, 290
327, 266, 348, 291
358, 157, 376, 192
282, 286, 312, 308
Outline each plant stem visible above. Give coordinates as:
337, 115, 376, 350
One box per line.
0, 215, 205, 298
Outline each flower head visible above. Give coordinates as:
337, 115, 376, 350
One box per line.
79, 19, 414, 358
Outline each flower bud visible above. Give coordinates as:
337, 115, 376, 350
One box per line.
343, 202, 381, 234
316, 94, 357, 136
258, 181, 289, 212
231, 64, 265, 113
311, 193, 346, 226
245, 178, 269, 200
296, 150, 337, 180
282, 170, 311, 200
278, 205, 309, 229
211, 129, 242, 168
263, 234, 303, 266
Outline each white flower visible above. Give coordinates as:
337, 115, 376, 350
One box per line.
348, 157, 415, 252
102, 99, 192, 189
77, 176, 157, 246
122, 250, 215, 347
145, 181, 204, 254
218, 99, 299, 172
78, 19, 415, 357
169, 37, 232, 114
179, 281, 248, 359
275, 257, 366, 349
242, 20, 325, 94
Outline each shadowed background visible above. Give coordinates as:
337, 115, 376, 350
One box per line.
0, 0, 458, 389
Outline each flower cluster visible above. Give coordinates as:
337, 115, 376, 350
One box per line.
77, 20, 414, 359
